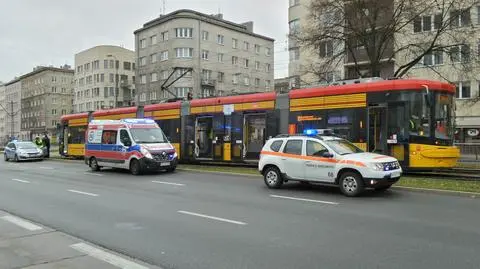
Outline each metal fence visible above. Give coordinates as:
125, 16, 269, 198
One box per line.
455, 143, 480, 163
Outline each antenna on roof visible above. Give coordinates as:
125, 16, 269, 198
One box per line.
161, 0, 166, 15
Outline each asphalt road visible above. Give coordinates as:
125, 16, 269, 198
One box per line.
0, 159, 480, 269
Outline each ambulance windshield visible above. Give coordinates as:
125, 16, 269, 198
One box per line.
130, 128, 167, 144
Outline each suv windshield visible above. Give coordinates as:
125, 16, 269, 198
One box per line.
17, 142, 37, 149
324, 139, 364, 155
130, 128, 167, 144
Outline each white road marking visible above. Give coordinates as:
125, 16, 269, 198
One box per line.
1, 215, 43, 231
177, 210, 247, 225
152, 180, 185, 186
84, 172, 103, 177
68, 189, 99, 197
11, 178, 30, 184
70, 242, 149, 269
39, 166, 54, 170
270, 195, 339, 205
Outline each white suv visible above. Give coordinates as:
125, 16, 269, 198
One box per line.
258, 134, 402, 197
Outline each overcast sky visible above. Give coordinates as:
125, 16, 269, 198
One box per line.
0, 0, 289, 83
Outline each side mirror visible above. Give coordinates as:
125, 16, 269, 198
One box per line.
321, 152, 334, 158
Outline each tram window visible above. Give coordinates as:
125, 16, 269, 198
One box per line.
67, 126, 86, 144
388, 104, 407, 142
435, 94, 453, 140
409, 93, 430, 137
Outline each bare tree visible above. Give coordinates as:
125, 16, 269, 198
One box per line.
292, 0, 480, 82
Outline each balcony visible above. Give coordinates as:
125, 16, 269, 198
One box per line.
201, 79, 216, 87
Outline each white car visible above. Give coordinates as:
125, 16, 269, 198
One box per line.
258, 132, 402, 197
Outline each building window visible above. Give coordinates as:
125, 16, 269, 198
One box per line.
255, 78, 260, 87
100, 73, 104, 82
217, 34, 224, 45
140, 75, 147, 84
52, 109, 57, 115
455, 82, 471, 99
265, 63, 271, 72
202, 69, 212, 81
123, 62, 131, 70
140, 93, 146, 102
175, 87, 191, 98
450, 44, 470, 63
255, 44, 260, 54
232, 56, 238, 65
414, 14, 442, 33
175, 28, 193, 38
202, 31, 209, 40
290, 47, 300, 61
289, 0, 299, 7
140, 57, 147, 66
244, 59, 249, 68
93, 60, 100, 70
422, 50, 443, 66
218, 53, 224, 62
244, 41, 250, 50
109, 73, 114, 83
255, 61, 260, 70
319, 40, 334, 57
244, 76, 250, 86
202, 50, 209, 60
151, 72, 158, 82
232, 38, 238, 49
150, 35, 157, 45
160, 50, 168, 61
217, 72, 224, 82
202, 88, 213, 98
266, 80, 271, 89
265, 47, 271, 56
103, 60, 108, 69
140, 38, 147, 48
176, 68, 192, 78
150, 53, 157, 63
109, 60, 114, 69
289, 19, 300, 34
233, 74, 239, 84
451, 9, 471, 28
150, 91, 157, 100
161, 31, 169, 41
162, 70, 169, 80
175, 47, 193, 58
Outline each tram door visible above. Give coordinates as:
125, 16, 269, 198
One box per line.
195, 117, 213, 159
368, 106, 387, 154
244, 114, 266, 159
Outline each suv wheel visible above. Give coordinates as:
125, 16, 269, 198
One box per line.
13, 154, 19, 162
339, 172, 364, 197
4, 154, 8, 162
263, 166, 283, 189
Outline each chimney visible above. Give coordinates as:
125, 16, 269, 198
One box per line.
215, 13, 223, 19
241, 21, 254, 32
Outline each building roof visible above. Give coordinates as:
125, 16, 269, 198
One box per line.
74, 45, 135, 57
134, 9, 274, 42
4, 66, 73, 86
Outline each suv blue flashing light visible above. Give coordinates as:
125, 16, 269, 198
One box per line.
303, 129, 318, 135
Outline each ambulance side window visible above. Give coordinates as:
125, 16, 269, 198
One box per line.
101, 130, 117, 145
120, 130, 132, 146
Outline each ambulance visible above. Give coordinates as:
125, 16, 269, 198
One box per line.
85, 119, 178, 175
259, 129, 402, 196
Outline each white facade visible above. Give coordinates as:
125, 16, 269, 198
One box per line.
134, 9, 275, 104
0, 84, 6, 145
74, 45, 136, 112
4, 79, 22, 140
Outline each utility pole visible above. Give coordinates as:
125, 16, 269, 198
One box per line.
10, 101, 14, 138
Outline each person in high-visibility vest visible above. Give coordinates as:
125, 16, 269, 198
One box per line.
34, 136, 43, 148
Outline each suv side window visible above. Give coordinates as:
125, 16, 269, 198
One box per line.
283, 139, 303, 155
306, 140, 328, 156
6, 143, 13, 149
270, 140, 283, 152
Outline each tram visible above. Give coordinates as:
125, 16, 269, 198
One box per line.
60, 78, 460, 170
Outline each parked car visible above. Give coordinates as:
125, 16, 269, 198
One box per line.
4, 141, 44, 162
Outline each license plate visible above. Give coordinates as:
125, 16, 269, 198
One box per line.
391, 172, 401, 178
160, 162, 170, 167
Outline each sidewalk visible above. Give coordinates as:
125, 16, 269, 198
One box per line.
0, 210, 159, 269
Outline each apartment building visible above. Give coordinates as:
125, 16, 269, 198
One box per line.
134, 9, 274, 104
17, 66, 74, 141
3, 79, 21, 140
0, 83, 6, 145
289, 0, 480, 139
74, 45, 136, 112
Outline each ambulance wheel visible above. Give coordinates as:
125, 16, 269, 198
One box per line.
263, 166, 283, 189
89, 157, 101, 171
339, 171, 364, 197
130, 159, 142, 175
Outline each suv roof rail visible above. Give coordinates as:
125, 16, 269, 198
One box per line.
274, 134, 325, 140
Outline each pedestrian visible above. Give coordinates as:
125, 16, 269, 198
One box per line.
42, 133, 51, 158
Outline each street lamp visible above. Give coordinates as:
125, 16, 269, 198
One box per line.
106, 54, 119, 108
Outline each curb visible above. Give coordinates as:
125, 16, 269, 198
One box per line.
392, 186, 479, 198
